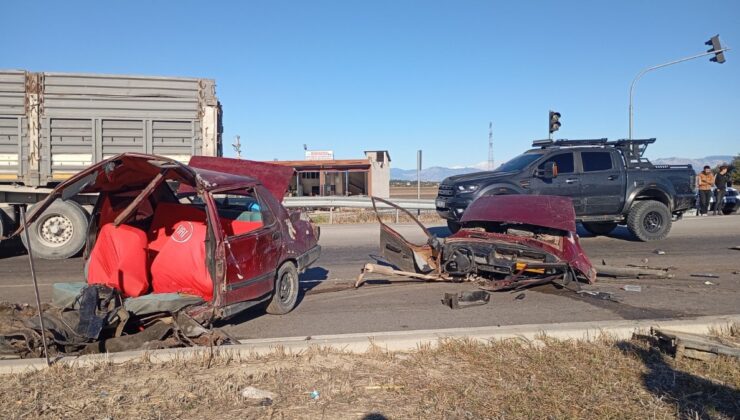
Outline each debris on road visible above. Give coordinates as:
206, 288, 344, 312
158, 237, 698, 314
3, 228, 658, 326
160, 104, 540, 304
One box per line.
654, 249, 666, 255
652, 328, 740, 361
704, 281, 715, 285
730, 246, 740, 251
690, 273, 720, 279
596, 265, 673, 279
514, 292, 526, 301
442, 291, 490, 309
622, 285, 642, 292
356, 196, 596, 292
576, 290, 621, 303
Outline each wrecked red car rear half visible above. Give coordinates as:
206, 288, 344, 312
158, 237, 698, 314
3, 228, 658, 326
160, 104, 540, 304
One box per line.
357, 195, 596, 291
17, 153, 321, 323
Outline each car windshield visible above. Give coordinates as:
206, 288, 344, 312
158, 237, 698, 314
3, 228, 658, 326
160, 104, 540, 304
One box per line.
495, 153, 543, 172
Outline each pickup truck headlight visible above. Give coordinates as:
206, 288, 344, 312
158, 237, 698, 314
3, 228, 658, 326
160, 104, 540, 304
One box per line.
456, 184, 479, 193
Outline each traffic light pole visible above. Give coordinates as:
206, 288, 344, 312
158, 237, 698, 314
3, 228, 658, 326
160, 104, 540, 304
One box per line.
629, 48, 730, 139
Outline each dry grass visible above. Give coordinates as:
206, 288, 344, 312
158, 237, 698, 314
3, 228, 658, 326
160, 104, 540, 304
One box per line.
2, 330, 739, 419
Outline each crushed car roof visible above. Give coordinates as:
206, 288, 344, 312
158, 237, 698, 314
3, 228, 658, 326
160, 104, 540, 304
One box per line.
460, 195, 577, 233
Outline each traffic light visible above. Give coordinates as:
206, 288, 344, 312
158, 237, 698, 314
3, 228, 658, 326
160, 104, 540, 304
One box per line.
706, 35, 726, 64
549, 111, 561, 134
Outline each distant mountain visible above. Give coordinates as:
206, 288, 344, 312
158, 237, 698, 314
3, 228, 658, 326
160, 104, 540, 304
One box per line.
390, 166, 482, 182
652, 155, 734, 172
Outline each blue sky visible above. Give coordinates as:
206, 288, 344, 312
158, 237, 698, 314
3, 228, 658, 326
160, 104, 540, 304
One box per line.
2, 1, 738, 169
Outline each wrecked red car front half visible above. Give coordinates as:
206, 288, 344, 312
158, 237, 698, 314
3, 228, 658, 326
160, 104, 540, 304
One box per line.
357, 195, 596, 291
16, 153, 320, 323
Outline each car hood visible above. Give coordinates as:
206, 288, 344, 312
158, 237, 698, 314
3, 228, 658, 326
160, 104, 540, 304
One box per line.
189, 156, 294, 201
460, 195, 577, 233
442, 170, 516, 185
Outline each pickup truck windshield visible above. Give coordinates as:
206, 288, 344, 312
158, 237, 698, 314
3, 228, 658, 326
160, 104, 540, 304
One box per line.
495, 153, 543, 172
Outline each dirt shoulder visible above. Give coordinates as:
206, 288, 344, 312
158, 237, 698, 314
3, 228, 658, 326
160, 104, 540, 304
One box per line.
2, 334, 738, 419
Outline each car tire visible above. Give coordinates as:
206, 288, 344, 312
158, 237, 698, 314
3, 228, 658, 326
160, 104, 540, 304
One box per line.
447, 220, 461, 234
581, 222, 618, 236
626, 200, 671, 241
266, 261, 299, 315
21, 201, 89, 260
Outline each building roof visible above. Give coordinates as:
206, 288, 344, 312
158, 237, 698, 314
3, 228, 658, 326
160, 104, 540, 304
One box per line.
271, 159, 371, 171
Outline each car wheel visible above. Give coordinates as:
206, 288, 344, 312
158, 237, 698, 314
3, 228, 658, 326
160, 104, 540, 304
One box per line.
21, 201, 89, 259
581, 222, 618, 236
626, 201, 672, 241
447, 220, 461, 234
266, 261, 299, 315
723, 208, 736, 215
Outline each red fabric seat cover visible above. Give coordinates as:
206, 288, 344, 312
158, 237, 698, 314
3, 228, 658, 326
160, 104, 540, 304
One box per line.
87, 224, 150, 297
149, 220, 212, 300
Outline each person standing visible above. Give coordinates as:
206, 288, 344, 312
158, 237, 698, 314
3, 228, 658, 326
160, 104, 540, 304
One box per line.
697, 165, 714, 216
713, 165, 730, 215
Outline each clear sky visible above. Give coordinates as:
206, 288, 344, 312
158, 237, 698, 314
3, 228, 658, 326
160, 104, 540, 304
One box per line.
2, 1, 738, 169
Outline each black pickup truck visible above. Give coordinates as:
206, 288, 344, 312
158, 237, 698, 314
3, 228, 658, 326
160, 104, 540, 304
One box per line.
436, 138, 695, 241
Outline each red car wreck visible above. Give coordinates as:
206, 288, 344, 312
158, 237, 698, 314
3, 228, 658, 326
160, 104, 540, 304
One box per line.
356, 195, 596, 291
16, 153, 321, 323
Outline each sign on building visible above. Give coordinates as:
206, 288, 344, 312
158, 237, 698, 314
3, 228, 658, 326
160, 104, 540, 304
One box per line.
305, 150, 334, 161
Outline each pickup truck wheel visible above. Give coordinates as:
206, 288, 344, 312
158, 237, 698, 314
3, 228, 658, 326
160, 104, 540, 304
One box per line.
266, 262, 299, 315
447, 220, 461, 234
581, 222, 618, 236
627, 201, 671, 241
21, 201, 89, 259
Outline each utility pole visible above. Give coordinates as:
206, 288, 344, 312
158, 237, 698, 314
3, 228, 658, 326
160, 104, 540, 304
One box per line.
487, 122, 494, 170
629, 35, 730, 139
417, 150, 422, 215
232, 135, 242, 159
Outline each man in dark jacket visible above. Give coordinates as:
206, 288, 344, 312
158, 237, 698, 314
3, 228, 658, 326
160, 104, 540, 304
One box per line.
714, 165, 731, 215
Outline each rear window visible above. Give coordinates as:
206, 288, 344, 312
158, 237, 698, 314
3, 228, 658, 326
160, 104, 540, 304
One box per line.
582, 152, 613, 172
538, 153, 574, 174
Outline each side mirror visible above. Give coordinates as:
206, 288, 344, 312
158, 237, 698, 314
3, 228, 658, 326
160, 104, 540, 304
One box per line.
537, 161, 558, 179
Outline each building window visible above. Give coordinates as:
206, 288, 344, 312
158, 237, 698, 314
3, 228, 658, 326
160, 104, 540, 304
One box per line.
300, 172, 319, 179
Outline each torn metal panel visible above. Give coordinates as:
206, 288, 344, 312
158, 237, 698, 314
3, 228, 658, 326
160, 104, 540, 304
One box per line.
358, 195, 596, 292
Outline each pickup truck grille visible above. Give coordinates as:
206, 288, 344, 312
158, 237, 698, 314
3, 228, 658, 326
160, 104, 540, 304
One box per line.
438, 183, 455, 197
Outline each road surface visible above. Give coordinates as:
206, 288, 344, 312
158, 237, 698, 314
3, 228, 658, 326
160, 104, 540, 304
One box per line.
1, 215, 738, 339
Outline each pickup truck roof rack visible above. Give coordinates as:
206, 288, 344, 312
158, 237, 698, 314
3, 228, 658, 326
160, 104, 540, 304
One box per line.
531, 138, 657, 169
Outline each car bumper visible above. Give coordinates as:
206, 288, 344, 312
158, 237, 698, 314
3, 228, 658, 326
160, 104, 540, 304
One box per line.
297, 244, 321, 272
435, 196, 473, 221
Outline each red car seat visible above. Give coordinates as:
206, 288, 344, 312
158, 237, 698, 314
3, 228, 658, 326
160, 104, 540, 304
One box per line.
87, 224, 150, 297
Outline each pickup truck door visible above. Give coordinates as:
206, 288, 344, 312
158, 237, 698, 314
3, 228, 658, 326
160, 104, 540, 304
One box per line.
529, 152, 584, 213
578, 150, 625, 215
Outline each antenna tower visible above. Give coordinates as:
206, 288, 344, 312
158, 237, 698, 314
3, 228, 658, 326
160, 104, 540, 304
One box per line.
487, 122, 494, 170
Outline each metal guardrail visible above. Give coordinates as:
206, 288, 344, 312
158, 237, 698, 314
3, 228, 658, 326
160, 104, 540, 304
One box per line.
283, 196, 436, 210
282, 196, 436, 224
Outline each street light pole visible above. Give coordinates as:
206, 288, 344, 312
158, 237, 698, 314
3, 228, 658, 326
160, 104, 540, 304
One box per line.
629, 40, 730, 139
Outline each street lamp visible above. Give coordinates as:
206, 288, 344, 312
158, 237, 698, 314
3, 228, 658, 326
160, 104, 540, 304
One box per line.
628, 35, 730, 139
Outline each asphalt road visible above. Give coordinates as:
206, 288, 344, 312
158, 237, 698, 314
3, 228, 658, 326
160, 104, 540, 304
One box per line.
1, 215, 739, 339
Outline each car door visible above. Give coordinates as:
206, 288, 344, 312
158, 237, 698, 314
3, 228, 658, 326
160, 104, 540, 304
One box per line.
529, 152, 584, 213
578, 150, 625, 215
216, 188, 282, 306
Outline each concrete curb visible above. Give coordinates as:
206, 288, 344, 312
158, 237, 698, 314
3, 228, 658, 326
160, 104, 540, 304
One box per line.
2, 314, 738, 375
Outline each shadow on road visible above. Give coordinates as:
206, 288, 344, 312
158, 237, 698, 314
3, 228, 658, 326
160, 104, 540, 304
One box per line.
617, 339, 740, 418
576, 224, 640, 242
0, 238, 26, 259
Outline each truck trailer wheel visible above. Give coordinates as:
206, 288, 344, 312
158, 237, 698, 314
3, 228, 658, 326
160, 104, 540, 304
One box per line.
447, 220, 461, 234
626, 201, 671, 241
21, 201, 89, 260
266, 261, 299, 315
581, 222, 618, 236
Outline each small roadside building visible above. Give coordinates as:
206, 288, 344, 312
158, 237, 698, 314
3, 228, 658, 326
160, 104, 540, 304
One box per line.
272, 150, 390, 198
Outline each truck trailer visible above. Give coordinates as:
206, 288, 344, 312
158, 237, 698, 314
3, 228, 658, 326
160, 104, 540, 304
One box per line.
0, 70, 222, 259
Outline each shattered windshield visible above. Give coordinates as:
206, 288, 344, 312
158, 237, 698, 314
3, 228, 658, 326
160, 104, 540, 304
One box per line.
495, 153, 543, 172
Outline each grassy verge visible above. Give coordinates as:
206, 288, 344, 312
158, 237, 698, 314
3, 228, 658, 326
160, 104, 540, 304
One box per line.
2, 331, 739, 419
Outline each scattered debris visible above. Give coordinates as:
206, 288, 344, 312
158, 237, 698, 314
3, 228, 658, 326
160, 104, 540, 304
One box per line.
576, 290, 622, 303
514, 293, 526, 301
241, 387, 276, 405
309, 390, 321, 400
733, 271, 740, 275
597, 265, 673, 279
622, 285, 642, 292
653, 249, 666, 255
356, 196, 597, 292
364, 385, 405, 391
730, 246, 740, 251
442, 291, 490, 309
704, 281, 715, 285
652, 328, 740, 361
691, 273, 720, 279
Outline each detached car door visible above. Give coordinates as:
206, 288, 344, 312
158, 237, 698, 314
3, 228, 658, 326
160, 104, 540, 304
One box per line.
215, 188, 282, 306
372, 197, 437, 274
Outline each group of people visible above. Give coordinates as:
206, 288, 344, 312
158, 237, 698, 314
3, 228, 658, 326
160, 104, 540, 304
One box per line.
697, 164, 733, 216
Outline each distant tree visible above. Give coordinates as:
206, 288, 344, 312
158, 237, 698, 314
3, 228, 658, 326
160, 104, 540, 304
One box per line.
733, 153, 740, 186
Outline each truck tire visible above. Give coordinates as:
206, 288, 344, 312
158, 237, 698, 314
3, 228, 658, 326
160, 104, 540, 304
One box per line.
581, 222, 618, 236
626, 201, 671, 241
266, 261, 299, 315
447, 220, 461, 234
21, 201, 89, 260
